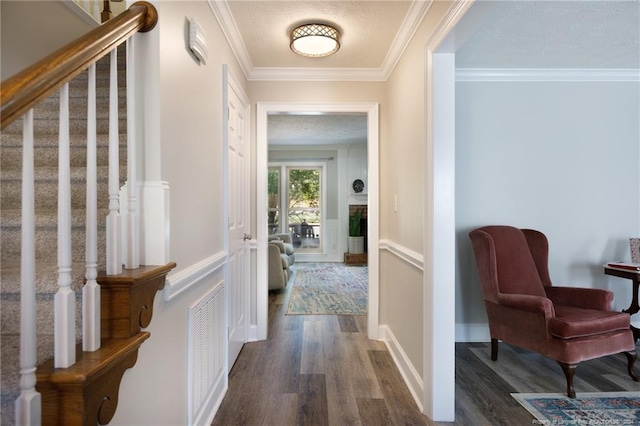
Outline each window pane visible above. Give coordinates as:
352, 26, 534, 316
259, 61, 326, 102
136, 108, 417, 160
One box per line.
288, 168, 321, 251
268, 168, 280, 234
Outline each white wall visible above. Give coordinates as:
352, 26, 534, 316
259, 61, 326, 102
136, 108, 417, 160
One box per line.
455, 80, 640, 339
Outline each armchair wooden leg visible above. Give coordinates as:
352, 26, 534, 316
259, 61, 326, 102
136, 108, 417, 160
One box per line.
623, 350, 639, 381
557, 362, 577, 398
491, 338, 498, 361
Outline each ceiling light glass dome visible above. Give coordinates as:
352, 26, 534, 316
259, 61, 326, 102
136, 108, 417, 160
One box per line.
290, 23, 340, 58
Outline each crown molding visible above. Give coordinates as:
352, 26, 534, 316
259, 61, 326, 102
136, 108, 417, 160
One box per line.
207, 0, 254, 80
456, 68, 640, 82
248, 66, 388, 82
209, 0, 431, 82
380, 0, 434, 80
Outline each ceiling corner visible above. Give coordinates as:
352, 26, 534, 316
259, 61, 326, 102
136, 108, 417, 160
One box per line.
207, 0, 253, 80
380, 0, 435, 79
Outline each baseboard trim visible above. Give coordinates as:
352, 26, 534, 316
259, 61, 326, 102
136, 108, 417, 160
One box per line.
379, 324, 424, 412
193, 373, 227, 426
379, 239, 423, 270
163, 251, 227, 302
455, 323, 491, 342
248, 325, 258, 342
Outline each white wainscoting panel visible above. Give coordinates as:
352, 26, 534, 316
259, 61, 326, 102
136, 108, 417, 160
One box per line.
188, 280, 226, 426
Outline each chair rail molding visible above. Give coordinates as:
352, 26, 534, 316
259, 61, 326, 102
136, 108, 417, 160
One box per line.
164, 251, 227, 302
379, 239, 423, 271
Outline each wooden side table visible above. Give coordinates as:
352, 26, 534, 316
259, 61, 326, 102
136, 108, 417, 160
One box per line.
604, 266, 640, 342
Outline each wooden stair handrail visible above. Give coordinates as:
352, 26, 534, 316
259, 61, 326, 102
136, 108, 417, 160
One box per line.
0, 1, 157, 130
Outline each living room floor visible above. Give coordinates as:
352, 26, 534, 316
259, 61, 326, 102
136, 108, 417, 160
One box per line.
212, 262, 640, 425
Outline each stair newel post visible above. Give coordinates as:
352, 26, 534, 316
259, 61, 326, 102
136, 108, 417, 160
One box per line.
83, 63, 101, 351
125, 38, 140, 269
55, 83, 76, 368
15, 109, 42, 425
106, 48, 123, 275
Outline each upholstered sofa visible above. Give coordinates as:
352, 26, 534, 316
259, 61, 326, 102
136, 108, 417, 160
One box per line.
268, 233, 295, 290
269, 233, 295, 265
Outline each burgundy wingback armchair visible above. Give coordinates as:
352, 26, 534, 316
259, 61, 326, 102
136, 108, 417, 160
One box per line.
468, 225, 638, 398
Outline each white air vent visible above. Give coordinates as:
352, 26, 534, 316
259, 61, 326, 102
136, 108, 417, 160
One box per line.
188, 280, 224, 424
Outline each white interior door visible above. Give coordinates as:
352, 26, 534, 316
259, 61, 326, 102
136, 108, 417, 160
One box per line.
225, 68, 250, 371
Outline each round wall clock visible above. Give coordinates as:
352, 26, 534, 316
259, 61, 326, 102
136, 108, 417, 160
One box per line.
352, 179, 364, 193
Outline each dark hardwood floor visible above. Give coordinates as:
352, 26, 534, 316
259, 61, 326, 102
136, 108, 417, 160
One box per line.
213, 264, 640, 425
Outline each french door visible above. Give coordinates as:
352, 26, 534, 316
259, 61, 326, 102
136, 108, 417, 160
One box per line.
268, 164, 324, 253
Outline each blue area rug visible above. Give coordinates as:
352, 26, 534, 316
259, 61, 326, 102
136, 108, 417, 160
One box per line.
286, 265, 367, 315
512, 392, 640, 424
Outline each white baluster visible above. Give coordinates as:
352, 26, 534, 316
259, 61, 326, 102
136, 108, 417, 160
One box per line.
125, 38, 139, 269
15, 109, 42, 425
106, 48, 122, 275
55, 82, 76, 368
83, 64, 100, 351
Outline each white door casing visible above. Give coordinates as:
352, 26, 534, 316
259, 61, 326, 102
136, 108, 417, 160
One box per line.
224, 66, 251, 371
256, 103, 379, 341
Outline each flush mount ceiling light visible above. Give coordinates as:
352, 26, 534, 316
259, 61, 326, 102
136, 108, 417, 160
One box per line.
290, 23, 340, 58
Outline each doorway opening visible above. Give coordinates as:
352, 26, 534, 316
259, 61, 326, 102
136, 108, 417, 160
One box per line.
256, 103, 380, 341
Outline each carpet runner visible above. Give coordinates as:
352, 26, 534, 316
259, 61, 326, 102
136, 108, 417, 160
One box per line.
286, 265, 368, 315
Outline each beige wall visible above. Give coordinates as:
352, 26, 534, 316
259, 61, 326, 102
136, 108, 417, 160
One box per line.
1, 1, 94, 79
158, 2, 246, 274
380, 0, 454, 379
112, 1, 248, 423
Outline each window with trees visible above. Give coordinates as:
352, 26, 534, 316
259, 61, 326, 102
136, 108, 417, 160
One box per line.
268, 164, 323, 253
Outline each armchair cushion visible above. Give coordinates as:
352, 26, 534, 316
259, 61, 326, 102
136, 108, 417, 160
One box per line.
545, 286, 613, 311
550, 306, 630, 339
496, 293, 554, 316
490, 228, 546, 297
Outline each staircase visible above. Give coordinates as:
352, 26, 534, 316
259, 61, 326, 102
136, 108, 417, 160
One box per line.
0, 46, 127, 424
1, 10, 174, 418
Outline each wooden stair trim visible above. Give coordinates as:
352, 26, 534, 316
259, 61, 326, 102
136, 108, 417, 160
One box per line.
36, 333, 149, 425
98, 262, 177, 339
36, 263, 176, 425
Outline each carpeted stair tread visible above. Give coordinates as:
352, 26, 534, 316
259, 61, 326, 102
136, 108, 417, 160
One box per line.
1, 181, 115, 211
0, 260, 95, 294
1, 221, 109, 264
0, 165, 117, 182
0, 132, 127, 148
0, 208, 111, 228
1, 295, 83, 336
0, 143, 126, 169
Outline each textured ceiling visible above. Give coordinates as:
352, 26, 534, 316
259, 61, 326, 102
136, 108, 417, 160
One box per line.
227, 1, 411, 69
456, 1, 640, 69
242, 0, 639, 145
268, 114, 367, 146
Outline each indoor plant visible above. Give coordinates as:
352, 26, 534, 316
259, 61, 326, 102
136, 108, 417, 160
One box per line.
348, 209, 365, 254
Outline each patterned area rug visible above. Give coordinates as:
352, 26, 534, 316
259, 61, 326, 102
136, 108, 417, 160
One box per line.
512, 392, 640, 424
286, 265, 368, 315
